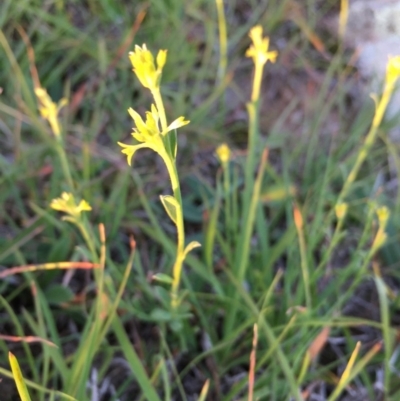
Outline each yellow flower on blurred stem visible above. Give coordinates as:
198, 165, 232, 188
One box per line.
386, 56, 400, 87
371, 206, 390, 251
35, 87, 68, 137
335, 202, 348, 220
246, 25, 278, 102
216, 143, 231, 165
156, 49, 167, 70
372, 229, 387, 251
50, 192, 91, 219
165, 116, 190, 133
118, 104, 189, 166
129, 44, 167, 91
128, 104, 161, 142
246, 25, 277, 67
376, 206, 390, 231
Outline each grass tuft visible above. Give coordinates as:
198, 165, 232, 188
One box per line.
2, 1, 400, 400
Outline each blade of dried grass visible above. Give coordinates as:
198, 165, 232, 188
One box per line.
248, 323, 258, 401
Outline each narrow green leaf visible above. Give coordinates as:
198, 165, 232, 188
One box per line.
112, 317, 162, 401
0, 365, 77, 400
327, 341, 382, 401
204, 186, 221, 269
9, 352, 32, 401
169, 129, 178, 159
160, 195, 179, 225
375, 275, 393, 394
152, 272, 174, 285
260, 184, 296, 203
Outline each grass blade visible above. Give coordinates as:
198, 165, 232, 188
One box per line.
9, 352, 32, 401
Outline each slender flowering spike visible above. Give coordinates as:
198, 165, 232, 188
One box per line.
119, 46, 193, 309
246, 25, 277, 67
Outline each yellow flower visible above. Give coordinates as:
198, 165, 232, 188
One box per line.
216, 143, 231, 165
156, 49, 167, 70
372, 230, 387, 250
35, 87, 68, 137
371, 206, 390, 251
386, 56, 400, 87
246, 25, 278, 67
376, 206, 390, 231
129, 44, 167, 90
335, 203, 348, 220
165, 116, 190, 133
118, 105, 189, 166
117, 142, 150, 166
50, 192, 91, 219
128, 104, 160, 142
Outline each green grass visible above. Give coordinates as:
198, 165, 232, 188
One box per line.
1, 0, 400, 400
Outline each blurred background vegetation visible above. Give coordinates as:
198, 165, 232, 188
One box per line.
2, 1, 400, 400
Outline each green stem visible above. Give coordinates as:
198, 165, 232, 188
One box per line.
222, 162, 233, 249
152, 87, 186, 308
224, 58, 266, 339
77, 221, 97, 262
152, 88, 168, 132
243, 59, 263, 196
163, 157, 185, 307
251, 62, 263, 103
244, 100, 259, 200
224, 149, 267, 338
55, 137, 74, 192
336, 76, 396, 205
215, 0, 227, 84
295, 207, 312, 309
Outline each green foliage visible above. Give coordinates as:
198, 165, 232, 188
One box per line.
2, 1, 400, 400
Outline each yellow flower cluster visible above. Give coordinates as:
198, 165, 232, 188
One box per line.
118, 44, 189, 167
50, 192, 91, 219
245, 25, 277, 67
386, 56, 400, 87
129, 44, 167, 91
35, 87, 67, 137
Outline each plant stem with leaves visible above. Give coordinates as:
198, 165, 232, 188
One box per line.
118, 45, 200, 310
224, 26, 277, 338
